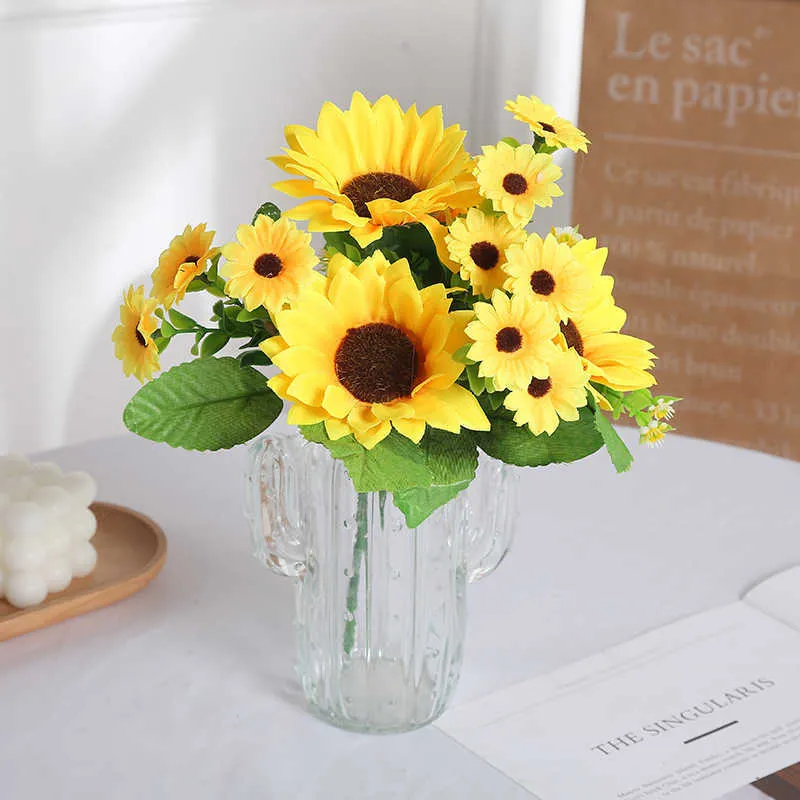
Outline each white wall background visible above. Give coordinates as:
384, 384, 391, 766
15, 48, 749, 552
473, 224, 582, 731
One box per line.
0, 0, 586, 454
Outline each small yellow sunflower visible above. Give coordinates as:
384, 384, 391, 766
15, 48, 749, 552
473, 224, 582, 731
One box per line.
465, 290, 559, 390
505, 95, 590, 153
262, 252, 489, 449
220, 215, 319, 313
557, 291, 656, 392
445, 208, 525, 298
151, 223, 216, 308
504, 233, 594, 322
112, 285, 160, 382
475, 142, 562, 228
271, 92, 479, 259
503, 349, 589, 436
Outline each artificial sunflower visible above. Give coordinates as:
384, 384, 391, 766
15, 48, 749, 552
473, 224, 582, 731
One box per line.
504, 233, 594, 322
505, 95, 590, 153
475, 142, 562, 227
262, 252, 489, 449
465, 290, 559, 390
568, 235, 615, 298
112, 285, 160, 382
220, 215, 319, 313
557, 291, 656, 392
503, 349, 589, 436
445, 208, 525, 298
270, 92, 479, 258
151, 223, 216, 308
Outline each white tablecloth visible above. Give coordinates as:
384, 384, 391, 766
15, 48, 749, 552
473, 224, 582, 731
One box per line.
1, 430, 798, 799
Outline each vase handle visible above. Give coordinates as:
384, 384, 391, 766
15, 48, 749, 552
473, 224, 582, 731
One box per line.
463, 461, 519, 583
245, 434, 309, 578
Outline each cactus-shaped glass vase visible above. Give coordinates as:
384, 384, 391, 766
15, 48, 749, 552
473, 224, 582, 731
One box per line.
244, 432, 518, 734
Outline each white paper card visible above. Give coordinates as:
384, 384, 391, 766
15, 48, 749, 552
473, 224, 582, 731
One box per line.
437, 602, 800, 800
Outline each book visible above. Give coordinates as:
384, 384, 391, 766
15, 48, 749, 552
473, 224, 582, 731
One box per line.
437, 567, 800, 800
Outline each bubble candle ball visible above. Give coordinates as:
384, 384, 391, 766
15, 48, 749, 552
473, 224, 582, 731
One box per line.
0, 455, 98, 608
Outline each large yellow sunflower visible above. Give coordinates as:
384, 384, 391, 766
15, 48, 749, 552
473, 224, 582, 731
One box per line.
503, 349, 589, 436
504, 233, 594, 322
270, 92, 479, 259
475, 142, 562, 227
262, 252, 489, 449
112, 285, 160, 382
220, 215, 319, 313
465, 290, 559, 389
558, 291, 656, 392
444, 208, 525, 297
151, 223, 216, 308
505, 95, 590, 153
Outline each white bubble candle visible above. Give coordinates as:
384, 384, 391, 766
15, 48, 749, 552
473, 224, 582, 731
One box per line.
0, 455, 98, 609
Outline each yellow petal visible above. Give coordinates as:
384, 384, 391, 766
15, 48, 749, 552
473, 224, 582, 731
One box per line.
286, 403, 328, 426
393, 418, 426, 443
321, 384, 357, 418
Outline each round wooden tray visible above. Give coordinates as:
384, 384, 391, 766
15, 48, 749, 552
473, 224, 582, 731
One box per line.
0, 502, 167, 642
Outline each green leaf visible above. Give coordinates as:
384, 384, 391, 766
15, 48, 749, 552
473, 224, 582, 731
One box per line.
623, 389, 653, 415
160, 321, 177, 338
393, 480, 471, 529
323, 230, 360, 256
486, 391, 505, 411
207, 252, 221, 283
251, 202, 281, 224
499, 136, 521, 148
236, 307, 268, 322
186, 277, 207, 293
200, 331, 230, 357
452, 344, 474, 365
238, 349, 271, 367
212, 300, 224, 319
593, 406, 634, 473
154, 335, 170, 354
343, 243, 363, 263
168, 309, 195, 330
591, 383, 625, 418
301, 425, 432, 493
475, 406, 604, 467
123, 357, 282, 451
466, 365, 485, 396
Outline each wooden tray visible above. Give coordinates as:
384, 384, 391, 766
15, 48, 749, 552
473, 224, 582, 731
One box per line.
0, 502, 167, 642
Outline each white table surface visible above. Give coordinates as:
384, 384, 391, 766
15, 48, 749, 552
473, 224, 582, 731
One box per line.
1, 428, 799, 799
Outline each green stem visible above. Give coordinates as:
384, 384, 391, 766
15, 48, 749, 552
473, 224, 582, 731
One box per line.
343, 493, 369, 657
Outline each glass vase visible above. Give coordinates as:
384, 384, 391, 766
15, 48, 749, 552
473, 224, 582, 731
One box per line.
244, 432, 518, 734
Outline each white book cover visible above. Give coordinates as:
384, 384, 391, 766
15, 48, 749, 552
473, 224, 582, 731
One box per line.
437, 567, 800, 800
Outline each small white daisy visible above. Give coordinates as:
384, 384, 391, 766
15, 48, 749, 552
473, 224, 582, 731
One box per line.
648, 398, 675, 421
551, 225, 584, 247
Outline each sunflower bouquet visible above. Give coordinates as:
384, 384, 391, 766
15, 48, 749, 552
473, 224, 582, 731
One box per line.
115, 92, 677, 526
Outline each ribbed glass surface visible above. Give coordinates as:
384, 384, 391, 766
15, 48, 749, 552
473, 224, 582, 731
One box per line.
245, 433, 518, 733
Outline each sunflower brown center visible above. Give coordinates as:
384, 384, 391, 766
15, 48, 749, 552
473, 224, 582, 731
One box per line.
495, 326, 523, 353
470, 241, 500, 271
530, 269, 556, 295
527, 377, 552, 398
135, 329, 147, 347
502, 173, 528, 195
540, 121, 556, 134
254, 253, 283, 278
183, 255, 200, 265
334, 322, 418, 404
560, 319, 584, 356
341, 172, 420, 218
